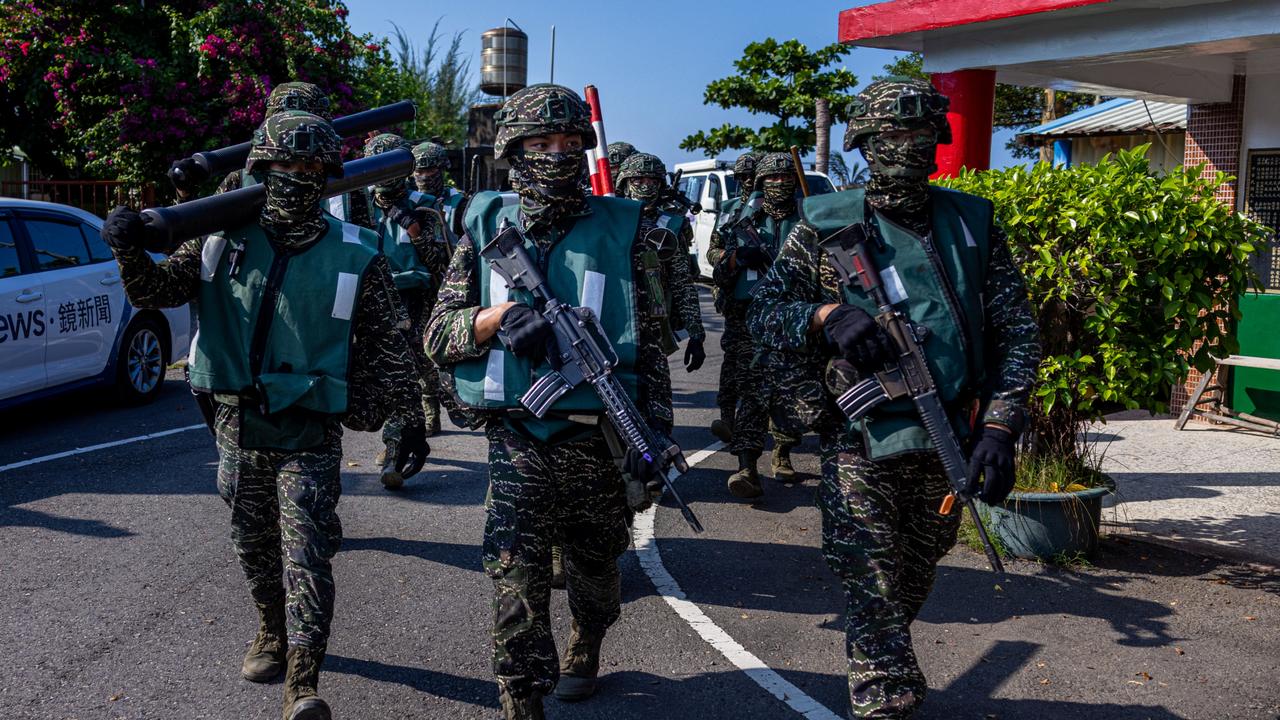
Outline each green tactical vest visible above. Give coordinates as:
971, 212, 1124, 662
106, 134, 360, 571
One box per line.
326, 188, 372, 225
188, 217, 379, 449
733, 201, 797, 301
802, 186, 993, 460
452, 191, 643, 443
372, 192, 435, 291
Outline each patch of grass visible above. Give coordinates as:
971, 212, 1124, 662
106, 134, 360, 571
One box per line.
957, 504, 1009, 560
1013, 453, 1109, 493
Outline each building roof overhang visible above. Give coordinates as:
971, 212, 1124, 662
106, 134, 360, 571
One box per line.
839, 0, 1280, 104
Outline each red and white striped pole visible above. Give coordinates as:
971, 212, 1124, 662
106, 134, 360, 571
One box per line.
583, 85, 614, 197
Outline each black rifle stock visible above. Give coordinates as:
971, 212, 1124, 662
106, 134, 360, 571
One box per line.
168, 100, 417, 190
659, 169, 701, 215
481, 220, 704, 533
143, 149, 414, 252
820, 221, 1005, 573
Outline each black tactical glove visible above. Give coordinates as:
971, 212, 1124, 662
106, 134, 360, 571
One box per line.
498, 304, 553, 362
823, 304, 896, 373
683, 337, 706, 372
965, 426, 1017, 505
387, 205, 429, 233
395, 419, 430, 481
167, 157, 207, 198
623, 447, 664, 512
735, 246, 771, 271
102, 206, 150, 252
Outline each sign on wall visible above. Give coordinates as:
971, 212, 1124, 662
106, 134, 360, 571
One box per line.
1245, 148, 1280, 291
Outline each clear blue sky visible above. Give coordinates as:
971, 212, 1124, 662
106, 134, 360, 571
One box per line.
343, 0, 1020, 170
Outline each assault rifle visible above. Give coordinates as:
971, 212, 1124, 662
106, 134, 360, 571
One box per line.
168, 100, 417, 193
658, 169, 701, 215
718, 196, 774, 294
820, 220, 1005, 574
142, 148, 414, 252
482, 219, 704, 533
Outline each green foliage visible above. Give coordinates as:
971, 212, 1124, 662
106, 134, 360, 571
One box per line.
874, 52, 1096, 159
680, 38, 858, 157
940, 147, 1267, 460
389, 21, 479, 147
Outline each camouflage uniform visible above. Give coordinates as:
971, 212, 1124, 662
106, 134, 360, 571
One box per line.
606, 141, 636, 187
425, 85, 670, 718
616, 152, 707, 431
708, 152, 804, 496
747, 78, 1041, 717
106, 111, 426, 719
365, 133, 450, 475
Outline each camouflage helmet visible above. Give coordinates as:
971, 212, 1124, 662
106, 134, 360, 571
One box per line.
615, 152, 666, 189
246, 110, 343, 177
412, 141, 449, 170
608, 141, 637, 169
755, 152, 794, 179
493, 84, 597, 159
363, 132, 410, 158
733, 151, 762, 181
843, 77, 951, 153
265, 82, 331, 120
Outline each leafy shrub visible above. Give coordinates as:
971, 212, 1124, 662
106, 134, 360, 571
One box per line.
941, 146, 1268, 463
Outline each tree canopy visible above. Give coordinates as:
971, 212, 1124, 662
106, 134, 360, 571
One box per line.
680, 38, 858, 157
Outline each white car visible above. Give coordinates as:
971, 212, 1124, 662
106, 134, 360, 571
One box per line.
0, 199, 191, 408
674, 159, 836, 279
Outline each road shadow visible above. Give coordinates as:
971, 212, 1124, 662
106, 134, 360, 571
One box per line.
325, 654, 500, 709
340, 535, 482, 574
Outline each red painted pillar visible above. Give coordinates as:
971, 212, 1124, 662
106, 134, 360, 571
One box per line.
930, 69, 996, 178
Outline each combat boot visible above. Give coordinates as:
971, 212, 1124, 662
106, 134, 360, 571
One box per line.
379, 438, 403, 490
554, 621, 605, 702
726, 452, 763, 499
241, 597, 287, 683
282, 646, 330, 720
499, 689, 545, 720
771, 444, 799, 484
549, 544, 566, 590
710, 412, 734, 443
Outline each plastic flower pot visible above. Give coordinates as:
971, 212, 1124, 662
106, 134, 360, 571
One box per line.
980, 476, 1117, 561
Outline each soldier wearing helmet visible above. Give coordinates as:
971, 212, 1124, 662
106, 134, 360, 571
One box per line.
362, 132, 452, 487
606, 140, 637, 186
747, 77, 1040, 717
705, 151, 807, 498
425, 84, 676, 719
100, 110, 430, 720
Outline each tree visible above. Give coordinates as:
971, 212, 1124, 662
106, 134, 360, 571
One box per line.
680, 38, 858, 157
389, 21, 480, 147
873, 52, 1096, 160
0, 1, 410, 187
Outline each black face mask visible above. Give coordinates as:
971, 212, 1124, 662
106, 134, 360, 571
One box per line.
625, 180, 660, 204
372, 177, 408, 207
761, 176, 796, 218
260, 169, 327, 247
415, 170, 445, 197
510, 149, 589, 227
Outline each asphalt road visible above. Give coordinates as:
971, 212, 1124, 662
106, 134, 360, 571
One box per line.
1, 289, 1277, 720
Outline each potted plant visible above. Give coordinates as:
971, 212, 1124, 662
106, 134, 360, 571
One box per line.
943, 146, 1267, 561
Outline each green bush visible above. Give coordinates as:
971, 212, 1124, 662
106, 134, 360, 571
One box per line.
940, 146, 1268, 463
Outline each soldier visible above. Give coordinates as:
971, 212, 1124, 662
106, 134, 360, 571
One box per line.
426, 84, 671, 720
748, 77, 1040, 717
709, 152, 805, 498
606, 140, 637, 187
365, 133, 451, 484
100, 111, 430, 720
706, 151, 760, 444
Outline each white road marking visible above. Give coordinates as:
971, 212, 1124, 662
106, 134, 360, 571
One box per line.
632, 440, 844, 720
0, 424, 207, 474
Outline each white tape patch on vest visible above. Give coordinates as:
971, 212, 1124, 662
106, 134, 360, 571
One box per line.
332, 272, 359, 321
960, 217, 978, 248
200, 236, 228, 282
483, 266, 513, 401
341, 223, 363, 245
746, 269, 758, 282
397, 226, 412, 245
881, 265, 909, 305
328, 196, 345, 221
582, 270, 606, 318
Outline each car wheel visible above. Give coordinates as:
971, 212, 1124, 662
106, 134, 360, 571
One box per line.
115, 317, 167, 405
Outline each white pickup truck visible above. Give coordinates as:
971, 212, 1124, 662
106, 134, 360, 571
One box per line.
673, 159, 835, 279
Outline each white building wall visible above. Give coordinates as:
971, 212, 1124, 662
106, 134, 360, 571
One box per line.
1239, 73, 1280, 209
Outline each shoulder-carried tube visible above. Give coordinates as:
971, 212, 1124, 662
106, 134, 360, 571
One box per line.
144, 149, 413, 250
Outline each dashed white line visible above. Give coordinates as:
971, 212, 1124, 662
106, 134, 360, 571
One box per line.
0, 423, 207, 474
632, 439, 844, 720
